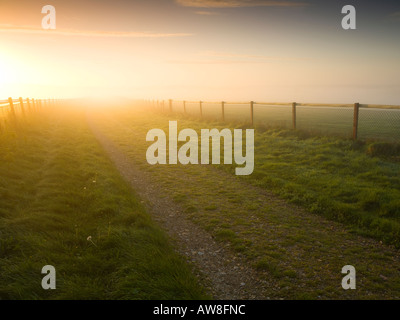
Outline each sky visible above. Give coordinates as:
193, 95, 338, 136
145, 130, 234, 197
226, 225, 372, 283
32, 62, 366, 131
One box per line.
0, 0, 399, 104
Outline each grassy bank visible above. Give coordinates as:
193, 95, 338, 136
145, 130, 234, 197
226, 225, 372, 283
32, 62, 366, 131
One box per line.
149, 111, 400, 247
88, 107, 400, 299
0, 107, 208, 300
244, 128, 400, 246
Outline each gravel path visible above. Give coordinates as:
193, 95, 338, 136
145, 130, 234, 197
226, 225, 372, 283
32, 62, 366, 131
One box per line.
88, 118, 272, 300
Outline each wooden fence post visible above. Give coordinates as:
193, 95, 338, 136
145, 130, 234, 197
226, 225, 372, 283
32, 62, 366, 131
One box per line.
26, 98, 31, 111
199, 101, 203, 118
18, 97, 25, 116
8, 98, 16, 117
292, 102, 297, 130
222, 101, 225, 122
250, 101, 254, 126
353, 102, 360, 140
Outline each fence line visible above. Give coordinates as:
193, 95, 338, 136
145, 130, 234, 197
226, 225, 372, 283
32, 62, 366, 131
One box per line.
0, 97, 58, 110
0, 97, 59, 132
146, 99, 400, 142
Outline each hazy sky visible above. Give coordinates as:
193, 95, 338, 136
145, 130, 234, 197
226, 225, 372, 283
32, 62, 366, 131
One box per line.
0, 0, 399, 104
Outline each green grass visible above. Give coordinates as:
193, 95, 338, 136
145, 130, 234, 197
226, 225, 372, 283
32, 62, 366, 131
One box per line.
87, 107, 400, 299
0, 108, 209, 300
154, 111, 400, 247
241, 129, 400, 247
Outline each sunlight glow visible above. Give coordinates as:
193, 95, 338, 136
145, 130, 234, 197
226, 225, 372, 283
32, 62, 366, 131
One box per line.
0, 51, 18, 85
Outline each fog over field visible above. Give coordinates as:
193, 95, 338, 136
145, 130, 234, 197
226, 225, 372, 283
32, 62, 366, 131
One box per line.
0, 0, 399, 104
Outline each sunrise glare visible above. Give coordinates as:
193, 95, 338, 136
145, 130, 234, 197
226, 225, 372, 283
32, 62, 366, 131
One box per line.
0, 0, 399, 103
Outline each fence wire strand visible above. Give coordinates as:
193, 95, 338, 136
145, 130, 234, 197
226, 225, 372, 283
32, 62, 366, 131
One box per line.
158, 99, 400, 143
358, 107, 400, 142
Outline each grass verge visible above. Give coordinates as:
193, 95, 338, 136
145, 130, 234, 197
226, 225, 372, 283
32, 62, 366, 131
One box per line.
86, 107, 400, 299
0, 108, 208, 300
144, 111, 400, 247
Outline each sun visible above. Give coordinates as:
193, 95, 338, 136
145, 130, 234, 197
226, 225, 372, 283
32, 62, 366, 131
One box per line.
0, 52, 17, 85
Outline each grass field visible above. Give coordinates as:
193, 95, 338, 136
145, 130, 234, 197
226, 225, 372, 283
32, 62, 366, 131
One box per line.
87, 106, 400, 299
1, 102, 400, 300
161, 109, 400, 247
0, 108, 208, 299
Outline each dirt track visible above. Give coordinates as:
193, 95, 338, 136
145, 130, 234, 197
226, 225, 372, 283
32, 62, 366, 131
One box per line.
87, 110, 400, 300
88, 117, 272, 299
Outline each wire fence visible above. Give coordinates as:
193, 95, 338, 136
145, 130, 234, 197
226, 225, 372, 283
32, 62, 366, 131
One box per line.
148, 99, 400, 143
0, 97, 56, 133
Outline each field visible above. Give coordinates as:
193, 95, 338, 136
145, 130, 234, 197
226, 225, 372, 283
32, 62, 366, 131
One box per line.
0, 108, 208, 299
2, 0, 400, 304
1, 101, 400, 299
89, 104, 400, 299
